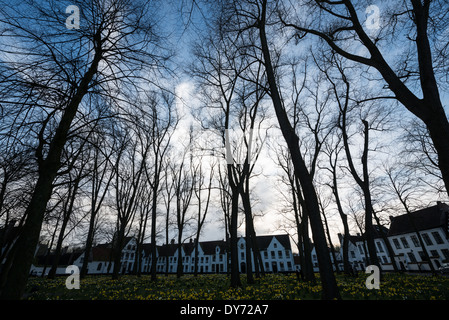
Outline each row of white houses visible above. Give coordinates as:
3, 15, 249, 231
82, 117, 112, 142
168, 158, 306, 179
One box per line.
338, 201, 449, 272
27, 234, 296, 276
3, 202, 448, 276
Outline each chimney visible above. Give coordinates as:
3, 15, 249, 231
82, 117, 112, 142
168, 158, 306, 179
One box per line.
170, 238, 175, 245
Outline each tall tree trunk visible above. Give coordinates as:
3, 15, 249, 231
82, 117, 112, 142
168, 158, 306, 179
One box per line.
81, 212, 96, 279
229, 187, 241, 288
112, 225, 126, 280
0, 44, 102, 299
150, 175, 160, 282
258, 1, 340, 299
332, 184, 351, 275
244, 213, 254, 284
47, 215, 70, 280
296, 183, 316, 283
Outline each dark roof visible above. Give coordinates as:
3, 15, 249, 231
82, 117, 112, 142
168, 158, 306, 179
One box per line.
91, 246, 113, 262
255, 234, 292, 250
388, 202, 449, 237
35, 249, 83, 266
157, 243, 178, 256
340, 225, 389, 244
199, 240, 226, 255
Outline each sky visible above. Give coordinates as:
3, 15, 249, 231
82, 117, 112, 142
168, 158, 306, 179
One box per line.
163, 0, 449, 252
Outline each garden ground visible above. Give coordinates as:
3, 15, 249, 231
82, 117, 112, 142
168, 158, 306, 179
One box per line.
24, 272, 449, 300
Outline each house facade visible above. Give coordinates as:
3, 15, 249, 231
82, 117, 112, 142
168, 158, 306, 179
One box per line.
339, 202, 449, 272
154, 234, 295, 275
337, 225, 392, 272
387, 202, 449, 271
25, 234, 295, 276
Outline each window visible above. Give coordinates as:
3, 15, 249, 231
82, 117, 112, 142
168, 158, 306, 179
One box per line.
278, 251, 283, 259
407, 252, 417, 263
422, 233, 433, 246
358, 244, 364, 254
431, 231, 444, 244
393, 238, 401, 250
273, 243, 277, 248
400, 237, 409, 249
264, 251, 268, 259
441, 249, 449, 260
241, 252, 245, 259
285, 250, 290, 258
287, 261, 292, 270
271, 251, 275, 259
375, 241, 384, 253
410, 235, 420, 247
350, 251, 356, 259
430, 250, 439, 258
418, 251, 427, 261
97, 263, 102, 271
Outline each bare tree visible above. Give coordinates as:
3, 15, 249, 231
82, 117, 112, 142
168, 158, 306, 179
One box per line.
171, 131, 197, 279
190, 33, 246, 287
144, 90, 178, 282
192, 153, 215, 277
0, 0, 169, 298
111, 124, 149, 279
279, 0, 449, 197
384, 163, 436, 273
321, 135, 352, 275
47, 141, 91, 279
80, 124, 118, 279
244, 0, 340, 299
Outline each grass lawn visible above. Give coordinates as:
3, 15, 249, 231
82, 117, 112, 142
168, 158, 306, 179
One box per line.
23, 272, 449, 300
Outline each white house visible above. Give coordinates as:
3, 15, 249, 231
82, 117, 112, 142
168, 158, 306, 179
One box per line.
153, 234, 295, 275
338, 225, 392, 272
386, 201, 449, 271
242, 234, 295, 273
338, 202, 449, 273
